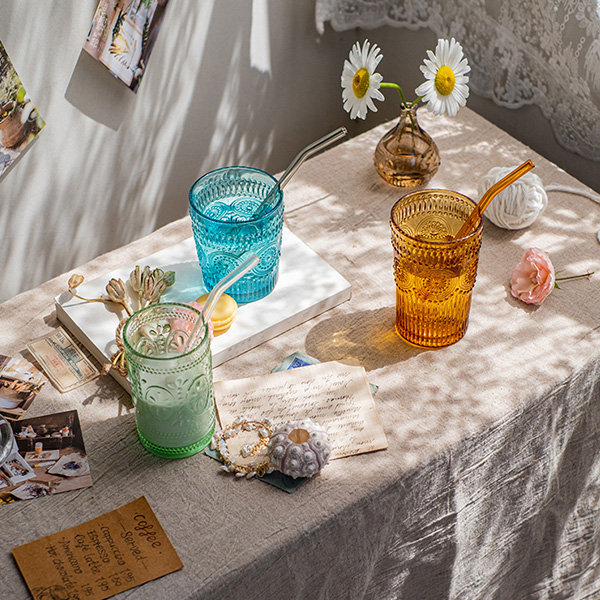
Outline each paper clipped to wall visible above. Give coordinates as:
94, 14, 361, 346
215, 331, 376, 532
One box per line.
84, 0, 170, 92
0, 40, 45, 179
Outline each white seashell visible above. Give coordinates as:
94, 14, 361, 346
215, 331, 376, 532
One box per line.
267, 419, 331, 479
235, 471, 246, 478
246, 471, 256, 479
220, 465, 230, 472
478, 166, 548, 230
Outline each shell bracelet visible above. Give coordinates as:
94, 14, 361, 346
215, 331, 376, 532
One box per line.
211, 418, 274, 479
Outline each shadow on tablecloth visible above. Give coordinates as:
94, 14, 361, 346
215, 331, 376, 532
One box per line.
304, 306, 427, 371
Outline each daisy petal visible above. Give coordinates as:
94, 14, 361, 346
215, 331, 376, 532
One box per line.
340, 39, 385, 121
426, 49, 439, 69
365, 96, 378, 113
372, 88, 385, 101
418, 37, 470, 116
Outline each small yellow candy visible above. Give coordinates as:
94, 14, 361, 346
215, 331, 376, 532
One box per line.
196, 293, 238, 336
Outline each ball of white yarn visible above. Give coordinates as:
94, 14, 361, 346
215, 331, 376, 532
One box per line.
478, 166, 548, 230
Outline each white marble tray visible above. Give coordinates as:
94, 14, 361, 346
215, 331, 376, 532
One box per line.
55, 227, 351, 392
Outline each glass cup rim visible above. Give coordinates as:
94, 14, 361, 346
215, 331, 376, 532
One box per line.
189, 165, 283, 226
390, 188, 484, 245
122, 302, 210, 362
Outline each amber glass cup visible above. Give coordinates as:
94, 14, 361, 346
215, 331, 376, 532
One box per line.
390, 190, 483, 348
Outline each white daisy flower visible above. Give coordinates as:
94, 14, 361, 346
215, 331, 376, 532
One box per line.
341, 40, 385, 120
415, 38, 471, 117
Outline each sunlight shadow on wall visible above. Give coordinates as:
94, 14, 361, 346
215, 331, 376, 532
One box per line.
64, 50, 133, 131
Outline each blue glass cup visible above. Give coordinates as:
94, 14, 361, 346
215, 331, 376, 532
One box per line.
189, 166, 284, 303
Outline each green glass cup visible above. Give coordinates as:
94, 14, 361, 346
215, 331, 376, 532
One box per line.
122, 303, 215, 459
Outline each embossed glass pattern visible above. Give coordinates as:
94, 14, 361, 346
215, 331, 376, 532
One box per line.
390, 190, 483, 348
123, 303, 215, 459
189, 166, 284, 303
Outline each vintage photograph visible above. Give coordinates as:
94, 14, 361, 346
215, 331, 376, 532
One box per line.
0, 355, 46, 421
0, 40, 45, 179
84, 0, 170, 92
0, 410, 92, 504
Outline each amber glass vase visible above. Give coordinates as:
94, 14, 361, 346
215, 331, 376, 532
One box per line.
374, 107, 440, 187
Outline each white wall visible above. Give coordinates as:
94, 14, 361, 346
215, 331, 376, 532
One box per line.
1, 2, 596, 301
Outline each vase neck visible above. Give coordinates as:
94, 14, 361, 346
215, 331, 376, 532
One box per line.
397, 106, 420, 130
400, 105, 417, 118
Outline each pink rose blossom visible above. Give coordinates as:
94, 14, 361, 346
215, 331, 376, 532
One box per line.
510, 247, 555, 306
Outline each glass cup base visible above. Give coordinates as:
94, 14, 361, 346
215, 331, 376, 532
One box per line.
394, 322, 466, 348
137, 424, 215, 459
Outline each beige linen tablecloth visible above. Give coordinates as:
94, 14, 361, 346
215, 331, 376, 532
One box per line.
2, 108, 600, 600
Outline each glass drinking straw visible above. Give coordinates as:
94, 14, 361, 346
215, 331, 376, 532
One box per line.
183, 253, 260, 352
251, 127, 347, 219
454, 160, 535, 239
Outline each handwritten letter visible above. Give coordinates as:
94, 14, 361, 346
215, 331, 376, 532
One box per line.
214, 362, 388, 459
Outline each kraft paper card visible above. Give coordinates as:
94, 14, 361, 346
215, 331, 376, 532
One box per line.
26, 327, 99, 393
214, 361, 388, 460
12, 496, 182, 600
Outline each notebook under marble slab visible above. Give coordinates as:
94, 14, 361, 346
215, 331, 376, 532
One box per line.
55, 227, 352, 393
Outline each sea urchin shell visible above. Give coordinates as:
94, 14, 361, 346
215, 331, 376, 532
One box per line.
267, 419, 331, 479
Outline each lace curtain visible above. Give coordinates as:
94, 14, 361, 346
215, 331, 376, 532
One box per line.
316, 0, 600, 161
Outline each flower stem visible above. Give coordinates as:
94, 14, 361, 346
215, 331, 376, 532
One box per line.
69, 291, 111, 305
408, 96, 423, 109
380, 82, 420, 129
556, 272, 594, 282
380, 82, 409, 108
69, 289, 133, 315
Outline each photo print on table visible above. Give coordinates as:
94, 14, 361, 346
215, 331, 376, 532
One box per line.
84, 0, 170, 92
0, 410, 92, 504
0, 40, 45, 179
0, 354, 46, 421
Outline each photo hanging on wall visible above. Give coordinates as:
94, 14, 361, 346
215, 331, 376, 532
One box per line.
84, 0, 170, 93
0, 41, 45, 180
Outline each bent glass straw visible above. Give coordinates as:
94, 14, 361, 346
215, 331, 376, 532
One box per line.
183, 253, 260, 352
454, 160, 535, 240
251, 127, 347, 219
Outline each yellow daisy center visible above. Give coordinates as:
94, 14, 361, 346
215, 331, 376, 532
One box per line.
352, 68, 370, 98
434, 65, 455, 96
